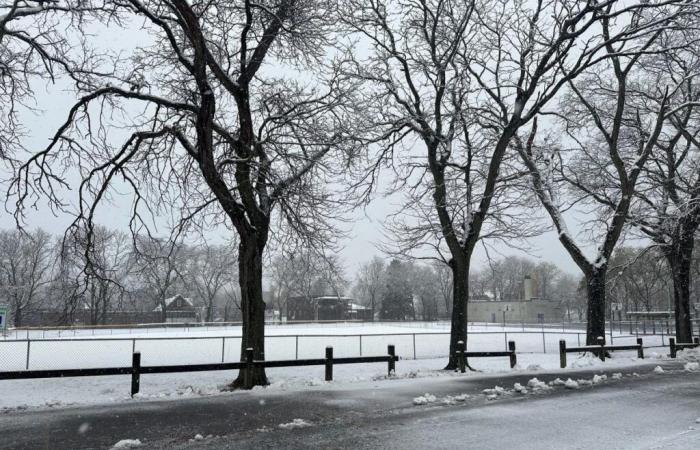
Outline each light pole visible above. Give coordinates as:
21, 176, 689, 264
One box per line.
503, 304, 511, 328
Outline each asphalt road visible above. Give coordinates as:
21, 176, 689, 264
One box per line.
1, 361, 698, 449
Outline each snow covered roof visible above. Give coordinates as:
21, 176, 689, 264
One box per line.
153, 294, 194, 311
349, 303, 371, 311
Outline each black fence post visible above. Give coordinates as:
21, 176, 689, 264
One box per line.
508, 341, 517, 368
637, 338, 644, 359
325, 346, 333, 382
669, 338, 676, 359
559, 340, 567, 369
244, 347, 254, 388
457, 340, 466, 373
596, 336, 605, 362
388, 345, 395, 376
694, 337, 700, 346
131, 352, 141, 397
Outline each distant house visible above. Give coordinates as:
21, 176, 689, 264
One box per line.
154, 294, 200, 323
286, 296, 374, 322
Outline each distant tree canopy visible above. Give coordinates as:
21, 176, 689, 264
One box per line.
379, 260, 415, 320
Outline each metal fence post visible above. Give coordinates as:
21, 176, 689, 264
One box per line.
359, 335, 362, 357
26, 339, 31, 370
221, 337, 225, 363
131, 352, 141, 397
661, 322, 665, 347
596, 336, 605, 362
295, 336, 299, 360
457, 340, 465, 373
542, 329, 546, 353
325, 347, 333, 382
413, 333, 416, 360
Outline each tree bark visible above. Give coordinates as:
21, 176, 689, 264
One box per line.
585, 267, 607, 345
231, 234, 268, 389
666, 238, 694, 343
12, 303, 22, 327
445, 257, 469, 370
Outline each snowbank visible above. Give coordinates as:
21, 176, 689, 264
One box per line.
278, 419, 313, 430
111, 439, 141, 449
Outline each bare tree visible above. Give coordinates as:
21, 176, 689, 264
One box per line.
607, 247, 672, 314
410, 263, 440, 321
353, 256, 385, 318
10, 0, 365, 388
0, 228, 52, 326
75, 226, 134, 325
629, 22, 700, 341
45, 238, 84, 325
341, 0, 661, 368
517, 2, 698, 344
0, 1, 117, 160
535, 262, 560, 300
268, 254, 295, 319
132, 236, 184, 322
433, 261, 453, 317
185, 240, 238, 322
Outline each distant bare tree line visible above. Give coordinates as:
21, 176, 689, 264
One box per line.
0, 227, 239, 327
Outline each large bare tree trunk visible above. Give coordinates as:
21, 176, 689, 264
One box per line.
445, 257, 469, 370
667, 238, 695, 342
585, 268, 607, 345
231, 235, 268, 389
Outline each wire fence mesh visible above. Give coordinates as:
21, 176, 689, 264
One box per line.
0, 320, 673, 372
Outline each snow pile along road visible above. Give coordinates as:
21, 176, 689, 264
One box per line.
111, 439, 142, 449
278, 419, 313, 430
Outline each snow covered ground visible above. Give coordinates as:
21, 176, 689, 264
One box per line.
2, 346, 694, 412
0, 322, 665, 371
0, 322, 679, 413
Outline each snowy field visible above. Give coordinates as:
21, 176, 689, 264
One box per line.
0, 321, 687, 412
0, 322, 667, 372
1, 347, 694, 412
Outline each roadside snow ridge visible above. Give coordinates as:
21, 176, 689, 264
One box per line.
111, 439, 142, 449
279, 419, 313, 429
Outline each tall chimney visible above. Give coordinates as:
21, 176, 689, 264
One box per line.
523, 275, 534, 301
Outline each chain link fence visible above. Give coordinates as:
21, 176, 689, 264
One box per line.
0, 324, 667, 372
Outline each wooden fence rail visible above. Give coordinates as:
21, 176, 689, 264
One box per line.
668, 337, 700, 358
455, 340, 517, 373
559, 337, 644, 368
0, 345, 399, 397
